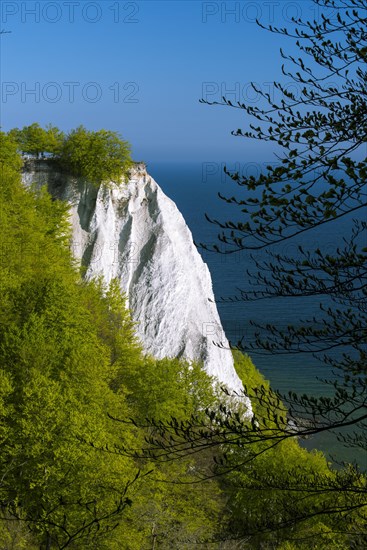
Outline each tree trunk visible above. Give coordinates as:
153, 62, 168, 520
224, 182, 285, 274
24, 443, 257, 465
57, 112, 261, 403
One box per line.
44, 533, 52, 550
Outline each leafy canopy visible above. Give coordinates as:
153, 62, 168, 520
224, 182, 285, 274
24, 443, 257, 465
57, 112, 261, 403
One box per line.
0, 141, 223, 548
9, 123, 64, 158
59, 125, 132, 184
8, 123, 133, 186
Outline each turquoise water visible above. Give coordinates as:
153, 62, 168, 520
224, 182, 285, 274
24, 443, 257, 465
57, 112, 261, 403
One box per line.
148, 162, 366, 468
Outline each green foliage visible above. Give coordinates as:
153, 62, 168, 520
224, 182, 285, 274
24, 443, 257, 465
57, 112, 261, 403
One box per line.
0, 131, 23, 172
9, 123, 64, 158
121, 460, 222, 549
7, 124, 133, 186
0, 515, 38, 550
44, 124, 65, 156
0, 147, 222, 547
222, 353, 365, 549
109, 355, 223, 547
232, 350, 270, 393
59, 125, 132, 184
137, 351, 366, 548
80, 277, 143, 393
123, 355, 216, 422
116, 357, 223, 549
6, 116, 364, 548
0, 161, 142, 548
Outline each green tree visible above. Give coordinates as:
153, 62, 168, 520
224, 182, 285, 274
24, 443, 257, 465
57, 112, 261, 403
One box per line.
0, 131, 22, 171
140, 354, 366, 548
0, 159, 144, 549
44, 124, 65, 156
59, 126, 132, 185
121, 355, 216, 423
9, 123, 47, 158
110, 356, 224, 549
9, 124, 64, 158
0, 142, 224, 549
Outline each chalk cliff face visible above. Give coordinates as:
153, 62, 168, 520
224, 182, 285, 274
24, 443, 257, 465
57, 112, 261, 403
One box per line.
22, 161, 248, 399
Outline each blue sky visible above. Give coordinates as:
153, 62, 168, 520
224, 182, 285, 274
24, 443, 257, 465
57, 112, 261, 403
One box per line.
1, 0, 321, 162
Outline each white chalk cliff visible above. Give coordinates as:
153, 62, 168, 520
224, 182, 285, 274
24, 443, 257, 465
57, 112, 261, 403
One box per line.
22, 161, 249, 400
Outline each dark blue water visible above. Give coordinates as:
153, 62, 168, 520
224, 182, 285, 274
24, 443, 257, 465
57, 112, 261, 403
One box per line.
148, 162, 366, 467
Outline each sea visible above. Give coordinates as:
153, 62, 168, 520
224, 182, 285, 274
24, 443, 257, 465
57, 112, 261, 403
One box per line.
148, 162, 366, 469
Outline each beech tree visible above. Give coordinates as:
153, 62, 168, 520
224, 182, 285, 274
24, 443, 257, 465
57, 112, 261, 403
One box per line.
59, 126, 132, 185
0, 138, 223, 548
137, 0, 367, 545
0, 157, 144, 549
0, 131, 23, 171
9, 123, 64, 158
8, 124, 132, 185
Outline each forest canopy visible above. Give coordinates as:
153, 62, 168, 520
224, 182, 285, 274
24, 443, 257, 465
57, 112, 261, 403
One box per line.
0, 123, 366, 548
0, 137, 220, 548
7, 123, 133, 185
